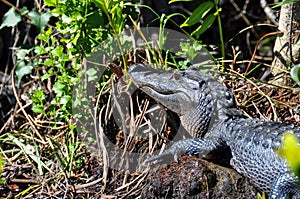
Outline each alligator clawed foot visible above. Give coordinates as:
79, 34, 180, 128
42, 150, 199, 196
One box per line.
143, 155, 162, 164
143, 145, 183, 164
143, 153, 179, 164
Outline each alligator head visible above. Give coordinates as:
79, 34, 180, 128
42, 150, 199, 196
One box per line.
128, 63, 238, 137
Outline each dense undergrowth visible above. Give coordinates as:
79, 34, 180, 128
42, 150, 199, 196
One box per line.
0, 0, 299, 198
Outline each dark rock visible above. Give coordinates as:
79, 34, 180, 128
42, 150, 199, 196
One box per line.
142, 155, 258, 198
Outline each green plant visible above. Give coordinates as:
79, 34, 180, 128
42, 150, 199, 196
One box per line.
0, 7, 21, 29
0, 0, 138, 193
174, 40, 204, 69
0, 7, 51, 30
47, 126, 84, 174
170, 0, 224, 69
290, 64, 300, 86
279, 132, 300, 180
0, 0, 139, 122
0, 155, 3, 184
272, 0, 300, 8
257, 192, 266, 199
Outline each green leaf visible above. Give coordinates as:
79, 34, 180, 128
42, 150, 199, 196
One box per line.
278, 132, 300, 177
8, 134, 51, 174
32, 104, 46, 114
28, 9, 51, 30
34, 46, 47, 55
180, 1, 214, 28
87, 12, 105, 28
92, 0, 105, 11
257, 192, 267, 199
44, 0, 56, 7
43, 59, 53, 67
53, 82, 65, 96
51, 45, 64, 57
272, 0, 300, 8
0, 8, 21, 29
191, 13, 216, 36
41, 73, 53, 80
15, 48, 31, 60
31, 89, 45, 103
87, 68, 98, 81
290, 64, 300, 85
16, 61, 33, 84
20, 7, 29, 15
169, 0, 192, 4
178, 41, 203, 60
60, 95, 71, 105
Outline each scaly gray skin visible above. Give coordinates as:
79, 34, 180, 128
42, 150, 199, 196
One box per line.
128, 63, 300, 199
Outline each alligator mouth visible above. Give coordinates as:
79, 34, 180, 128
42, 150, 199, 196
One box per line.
141, 85, 178, 95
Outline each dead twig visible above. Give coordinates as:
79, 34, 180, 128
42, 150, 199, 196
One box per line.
11, 63, 46, 144
245, 31, 283, 76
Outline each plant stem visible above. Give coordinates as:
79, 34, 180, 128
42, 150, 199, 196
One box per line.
102, 1, 128, 70
214, 0, 225, 71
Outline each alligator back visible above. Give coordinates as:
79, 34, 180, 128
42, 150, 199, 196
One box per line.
220, 118, 300, 194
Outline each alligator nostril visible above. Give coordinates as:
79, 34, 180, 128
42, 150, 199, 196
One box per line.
173, 73, 181, 80
128, 63, 148, 73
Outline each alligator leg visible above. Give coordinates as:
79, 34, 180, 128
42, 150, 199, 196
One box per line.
144, 138, 221, 163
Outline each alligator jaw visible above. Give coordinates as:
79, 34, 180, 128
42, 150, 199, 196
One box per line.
128, 63, 202, 115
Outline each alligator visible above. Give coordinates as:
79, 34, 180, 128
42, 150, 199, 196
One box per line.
128, 63, 300, 199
